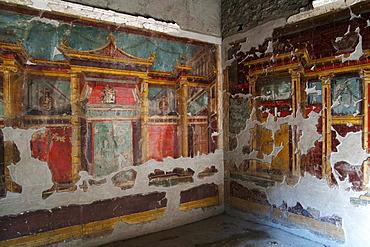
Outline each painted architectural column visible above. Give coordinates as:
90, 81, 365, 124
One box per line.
289, 68, 304, 117
247, 75, 258, 172
177, 75, 189, 157
247, 75, 258, 118
320, 74, 333, 177
70, 72, 81, 183
361, 69, 370, 185
289, 68, 303, 176
0, 63, 18, 127
141, 78, 150, 162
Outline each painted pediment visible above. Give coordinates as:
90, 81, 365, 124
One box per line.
59, 33, 156, 69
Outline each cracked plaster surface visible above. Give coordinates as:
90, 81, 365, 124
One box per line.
3, 0, 221, 44
1, 127, 224, 217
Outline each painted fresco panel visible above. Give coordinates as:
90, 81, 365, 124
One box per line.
149, 125, 177, 161
307, 80, 322, 105
229, 96, 249, 134
149, 87, 177, 116
259, 79, 292, 101
93, 121, 133, 177
111, 170, 136, 190
331, 74, 362, 116
31, 128, 72, 183
188, 88, 209, 116
0, 10, 204, 73
25, 78, 71, 115
88, 84, 137, 106
0, 3, 221, 245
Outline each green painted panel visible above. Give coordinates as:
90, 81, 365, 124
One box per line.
93, 121, 133, 177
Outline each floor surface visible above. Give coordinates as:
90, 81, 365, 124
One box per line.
101, 214, 327, 247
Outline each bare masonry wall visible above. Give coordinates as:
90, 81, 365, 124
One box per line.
65, 0, 221, 37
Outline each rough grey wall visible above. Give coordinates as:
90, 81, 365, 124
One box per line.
64, 0, 221, 37
221, 0, 313, 38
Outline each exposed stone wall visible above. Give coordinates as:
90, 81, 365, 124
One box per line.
221, 0, 312, 38
65, 0, 221, 37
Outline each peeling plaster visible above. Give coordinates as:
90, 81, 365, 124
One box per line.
3, 0, 221, 45
338, 27, 364, 63
330, 131, 368, 166
3, 127, 53, 197
289, 0, 366, 23
305, 85, 322, 96
0, 129, 224, 216
226, 110, 321, 167
222, 18, 287, 63
28, 16, 60, 26
266, 174, 370, 247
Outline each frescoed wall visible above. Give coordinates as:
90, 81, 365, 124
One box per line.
0, 1, 222, 246
224, 2, 370, 246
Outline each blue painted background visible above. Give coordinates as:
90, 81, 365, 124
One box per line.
0, 11, 200, 72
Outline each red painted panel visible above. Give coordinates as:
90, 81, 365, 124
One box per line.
88, 85, 136, 105
31, 128, 72, 183
305, 140, 322, 179
149, 125, 177, 161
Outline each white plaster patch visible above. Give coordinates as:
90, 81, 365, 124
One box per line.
2, 127, 53, 195
223, 54, 236, 70
305, 85, 322, 96
3, 0, 221, 45
222, 18, 287, 61
226, 108, 321, 168
292, 111, 322, 155
338, 27, 364, 63
28, 16, 60, 27
265, 40, 273, 54
266, 173, 370, 247
330, 131, 368, 166
0, 126, 224, 216
289, 0, 366, 24
349, 6, 361, 20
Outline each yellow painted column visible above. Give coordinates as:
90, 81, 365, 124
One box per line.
361, 69, 370, 185
70, 72, 81, 183
248, 75, 258, 118
289, 68, 303, 117
247, 75, 258, 172
0, 64, 18, 126
289, 68, 303, 176
361, 69, 369, 152
320, 74, 333, 177
177, 76, 189, 157
223, 69, 229, 152
141, 78, 150, 162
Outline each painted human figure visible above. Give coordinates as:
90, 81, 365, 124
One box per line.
39, 88, 54, 113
